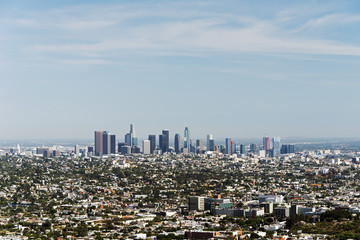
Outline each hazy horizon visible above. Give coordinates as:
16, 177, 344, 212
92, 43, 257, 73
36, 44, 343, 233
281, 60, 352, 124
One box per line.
1, 135, 360, 144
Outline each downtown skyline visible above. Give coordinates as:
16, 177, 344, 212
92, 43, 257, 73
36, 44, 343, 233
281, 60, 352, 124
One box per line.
1, 0, 360, 140
92, 124, 289, 157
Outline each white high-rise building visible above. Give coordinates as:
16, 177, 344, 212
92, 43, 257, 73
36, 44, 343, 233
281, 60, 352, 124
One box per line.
75, 145, 80, 156
259, 150, 266, 158
143, 140, 150, 155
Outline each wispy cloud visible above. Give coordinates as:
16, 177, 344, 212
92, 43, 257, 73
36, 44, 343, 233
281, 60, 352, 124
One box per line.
3, 1, 360, 64
57, 58, 119, 65
32, 19, 360, 58
299, 13, 360, 31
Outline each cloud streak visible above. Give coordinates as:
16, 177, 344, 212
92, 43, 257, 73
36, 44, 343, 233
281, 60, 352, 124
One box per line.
3, 1, 360, 64
300, 13, 360, 30
32, 19, 360, 59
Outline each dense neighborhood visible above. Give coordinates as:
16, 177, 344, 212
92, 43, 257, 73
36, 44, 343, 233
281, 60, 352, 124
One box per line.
0, 146, 360, 239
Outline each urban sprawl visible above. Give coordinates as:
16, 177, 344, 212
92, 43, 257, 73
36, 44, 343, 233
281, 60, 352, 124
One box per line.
1, 125, 360, 240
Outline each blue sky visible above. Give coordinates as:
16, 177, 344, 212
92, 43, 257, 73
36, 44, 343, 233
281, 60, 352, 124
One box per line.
1, 0, 360, 140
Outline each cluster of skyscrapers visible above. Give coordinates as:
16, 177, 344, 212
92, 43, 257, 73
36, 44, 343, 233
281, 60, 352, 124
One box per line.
94, 131, 116, 156
93, 125, 295, 157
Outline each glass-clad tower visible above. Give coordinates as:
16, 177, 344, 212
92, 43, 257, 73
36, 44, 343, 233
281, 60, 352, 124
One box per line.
272, 137, 281, 157
184, 127, 190, 150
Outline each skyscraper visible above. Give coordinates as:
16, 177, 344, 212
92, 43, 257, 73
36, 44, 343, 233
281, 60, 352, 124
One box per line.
74, 145, 80, 156
190, 139, 195, 153
289, 145, 295, 153
184, 127, 190, 151
240, 144, 246, 154
102, 131, 111, 155
196, 139, 204, 154
281, 144, 295, 154
94, 131, 103, 156
263, 136, 271, 156
124, 124, 137, 147
207, 134, 213, 151
225, 138, 232, 155
272, 137, 281, 157
160, 129, 170, 153
250, 143, 257, 153
110, 134, 116, 154
174, 133, 181, 154
158, 134, 163, 151
263, 136, 271, 151
125, 133, 132, 147
130, 124, 138, 146
196, 139, 203, 148
130, 124, 135, 135
208, 139, 215, 151
231, 142, 237, 154
148, 135, 156, 154
88, 146, 94, 153
143, 140, 150, 155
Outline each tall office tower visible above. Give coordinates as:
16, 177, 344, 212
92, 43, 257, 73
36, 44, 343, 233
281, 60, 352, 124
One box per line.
158, 134, 163, 151
190, 139, 196, 153
268, 149, 274, 157
184, 127, 190, 151
43, 150, 51, 157
125, 133, 132, 147
174, 133, 181, 154
263, 136, 271, 156
148, 135, 156, 154
272, 137, 281, 157
220, 145, 225, 154
209, 139, 215, 151
281, 144, 295, 154
94, 131, 103, 156
240, 144, 246, 154
102, 131, 111, 154
160, 129, 170, 153
288, 145, 295, 153
225, 138, 232, 155
53, 150, 60, 157
74, 145, 80, 156
132, 137, 138, 146
124, 124, 137, 147
250, 143, 257, 153
196, 139, 203, 149
110, 134, 116, 154
88, 146, 94, 153
263, 136, 271, 150
196, 139, 203, 154
231, 142, 237, 154
80, 147, 87, 156
143, 140, 151, 155
130, 124, 138, 146
207, 134, 213, 150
